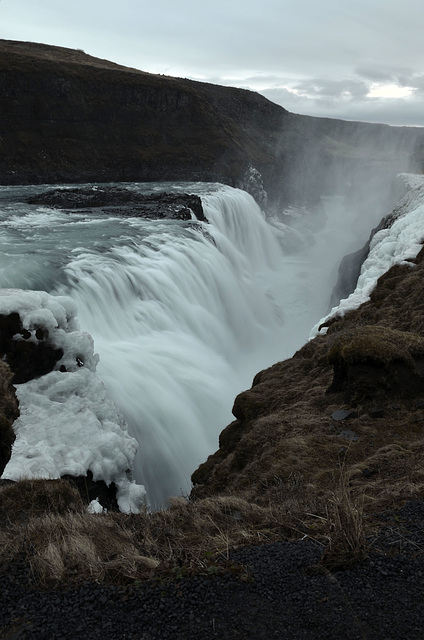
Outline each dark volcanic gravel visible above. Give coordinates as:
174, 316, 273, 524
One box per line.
2, 501, 424, 639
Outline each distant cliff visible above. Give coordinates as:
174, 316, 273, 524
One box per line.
0, 40, 423, 210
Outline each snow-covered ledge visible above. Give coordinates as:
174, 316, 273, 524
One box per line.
311, 173, 424, 337
0, 289, 146, 513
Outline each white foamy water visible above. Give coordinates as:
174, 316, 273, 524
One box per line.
0, 182, 370, 507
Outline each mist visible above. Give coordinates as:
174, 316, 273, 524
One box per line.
264, 114, 421, 313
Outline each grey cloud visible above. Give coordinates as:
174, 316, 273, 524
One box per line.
355, 66, 395, 82
293, 78, 369, 100
260, 86, 424, 127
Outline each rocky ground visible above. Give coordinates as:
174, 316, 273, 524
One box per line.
1, 498, 424, 639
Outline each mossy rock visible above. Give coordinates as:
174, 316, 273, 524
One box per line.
328, 326, 424, 367
327, 326, 424, 403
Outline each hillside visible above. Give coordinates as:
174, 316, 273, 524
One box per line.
0, 40, 423, 210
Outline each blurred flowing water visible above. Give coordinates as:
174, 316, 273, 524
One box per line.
0, 182, 364, 506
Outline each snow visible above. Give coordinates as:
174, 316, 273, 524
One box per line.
311, 174, 424, 336
88, 498, 107, 514
0, 289, 146, 513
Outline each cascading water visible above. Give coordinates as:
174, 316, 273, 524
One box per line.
0, 182, 365, 507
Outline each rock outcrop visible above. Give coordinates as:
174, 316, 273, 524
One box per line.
0, 300, 137, 512
326, 326, 424, 403
0, 312, 63, 384
26, 186, 206, 221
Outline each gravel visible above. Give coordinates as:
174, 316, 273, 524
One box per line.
1, 501, 424, 639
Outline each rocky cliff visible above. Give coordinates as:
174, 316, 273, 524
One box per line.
1, 40, 423, 210
191, 241, 424, 525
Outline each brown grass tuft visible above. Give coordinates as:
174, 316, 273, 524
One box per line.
0, 511, 159, 586
319, 468, 368, 571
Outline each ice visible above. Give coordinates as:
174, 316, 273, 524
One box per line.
88, 498, 107, 514
0, 289, 146, 513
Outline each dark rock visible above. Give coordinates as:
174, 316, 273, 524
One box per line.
331, 409, 358, 421
330, 243, 370, 308
327, 326, 424, 404
62, 470, 119, 511
337, 429, 359, 442
329, 200, 405, 309
26, 187, 207, 222
369, 407, 385, 418
0, 313, 63, 384
0, 361, 19, 475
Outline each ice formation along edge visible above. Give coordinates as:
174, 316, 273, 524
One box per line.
311, 173, 424, 336
0, 289, 146, 514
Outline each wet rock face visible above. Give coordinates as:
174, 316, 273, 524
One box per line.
0, 313, 63, 384
0, 362, 19, 475
26, 187, 207, 222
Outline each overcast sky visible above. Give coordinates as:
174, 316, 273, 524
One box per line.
2, 0, 424, 126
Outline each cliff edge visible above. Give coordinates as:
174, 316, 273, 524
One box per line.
1, 40, 423, 210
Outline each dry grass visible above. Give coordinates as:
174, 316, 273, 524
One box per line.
0, 473, 396, 588
319, 467, 368, 570
0, 460, 418, 587
327, 325, 424, 367
0, 484, 305, 586
0, 478, 84, 524
0, 511, 159, 585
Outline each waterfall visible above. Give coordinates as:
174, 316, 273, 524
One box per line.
0, 182, 359, 507
59, 187, 288, 507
